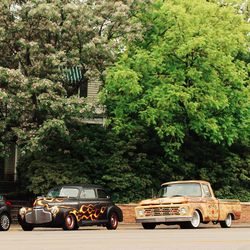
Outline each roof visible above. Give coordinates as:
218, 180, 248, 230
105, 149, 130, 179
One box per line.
50, 184, 104, 189
161, 180, 210, 186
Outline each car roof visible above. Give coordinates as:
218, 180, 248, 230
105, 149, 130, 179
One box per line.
50, 184, 104, 189
161, 180, 210, 186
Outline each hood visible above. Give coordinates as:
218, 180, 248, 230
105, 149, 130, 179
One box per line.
139, 197, 190, 206
33, 197, 67, 207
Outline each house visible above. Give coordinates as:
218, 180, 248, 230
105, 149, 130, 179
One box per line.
0, 67, 103, 190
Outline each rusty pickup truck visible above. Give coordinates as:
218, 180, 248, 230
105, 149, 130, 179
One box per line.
135, 180, 241, 229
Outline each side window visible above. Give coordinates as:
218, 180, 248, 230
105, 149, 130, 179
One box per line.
202, 184, 212, 197
80, 189, 96, 199
47, 187, 60, 198
97, 189, 109, 199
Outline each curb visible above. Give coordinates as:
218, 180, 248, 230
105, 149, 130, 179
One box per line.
8, 222, 250, 231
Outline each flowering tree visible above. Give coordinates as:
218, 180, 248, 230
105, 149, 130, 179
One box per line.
0, 0, 143, 155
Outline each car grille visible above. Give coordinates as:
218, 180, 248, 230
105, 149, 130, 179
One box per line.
144, 207, 180, 216
25, 207, 52, 224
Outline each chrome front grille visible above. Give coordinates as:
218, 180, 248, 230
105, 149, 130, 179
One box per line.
25, 207, 52, 224
144, 207, 180, 216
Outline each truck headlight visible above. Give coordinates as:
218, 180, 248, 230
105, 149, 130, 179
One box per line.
137, 209, 144, 217
179, 207, 188, 215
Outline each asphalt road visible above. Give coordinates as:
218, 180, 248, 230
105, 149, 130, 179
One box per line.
2, 224, 250, 250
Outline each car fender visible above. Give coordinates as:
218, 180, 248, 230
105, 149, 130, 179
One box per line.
0, 206, 11, 218
106, 205, 123, 222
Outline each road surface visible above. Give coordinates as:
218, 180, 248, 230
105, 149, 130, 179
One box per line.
2, 224, 250, 250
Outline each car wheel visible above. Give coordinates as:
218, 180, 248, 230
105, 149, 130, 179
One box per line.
181, 210, 200, 229
63, 214, 77, 230
20, 222, 34, 231
0, 213, 11, 231
220, 214, 232, 228
142, 223, 156, 229
106, 212, 118, 230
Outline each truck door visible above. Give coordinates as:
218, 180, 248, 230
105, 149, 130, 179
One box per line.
202, 184, 219, 221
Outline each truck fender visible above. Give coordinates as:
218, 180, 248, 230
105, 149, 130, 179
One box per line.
191, 207, 204, 222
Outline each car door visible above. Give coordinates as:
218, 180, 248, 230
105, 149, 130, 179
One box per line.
96, 189, 111, 221
78, 188, 104, 225
202, 184, 219, 221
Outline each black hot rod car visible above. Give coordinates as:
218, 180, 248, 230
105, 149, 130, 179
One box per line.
18, 184, 123, 231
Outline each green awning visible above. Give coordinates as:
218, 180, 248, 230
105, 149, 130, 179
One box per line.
64, 66, 83, 84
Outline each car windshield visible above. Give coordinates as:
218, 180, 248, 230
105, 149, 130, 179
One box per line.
47, 187, 80, 198
158, 183, 202, 198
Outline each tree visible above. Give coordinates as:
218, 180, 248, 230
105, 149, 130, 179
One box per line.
0, 0, 144, 155
0, 0, 149, 199
101, 0, 250, 200
103, 0, 250, 157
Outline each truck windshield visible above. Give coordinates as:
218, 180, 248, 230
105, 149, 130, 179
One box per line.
47, 187, 80, 198
159, 183, 202, 197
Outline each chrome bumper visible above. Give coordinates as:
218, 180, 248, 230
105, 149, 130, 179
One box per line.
25, 207, 52, 224
136, 216, 192, 223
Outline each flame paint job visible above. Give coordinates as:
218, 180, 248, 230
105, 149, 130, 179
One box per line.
21, 198, 106, 221
70, 204, 106, 221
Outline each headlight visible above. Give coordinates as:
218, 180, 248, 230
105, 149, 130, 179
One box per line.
19, 207, 26, 216
50, 206, 59, 216
179, 207, 188, 215
137, 209, 144, 217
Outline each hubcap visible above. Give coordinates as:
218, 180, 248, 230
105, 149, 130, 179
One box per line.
111, 214, 118, 228
66, 216, 73, 227
1, 215, 10, 230
225, 214, 232, 227
191, 211, 200, 228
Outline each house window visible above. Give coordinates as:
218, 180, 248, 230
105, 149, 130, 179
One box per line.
79, 78, 88, 98
63, 66, 88, 98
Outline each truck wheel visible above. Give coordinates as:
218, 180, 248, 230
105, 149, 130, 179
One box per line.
142, 223, 156, 229
63, 214, 77, 230
220, 214, 232, 228
179, 222, 189, 229
0, 213, 11, 231
181, 210, 200, 229
106, 212, 118, 230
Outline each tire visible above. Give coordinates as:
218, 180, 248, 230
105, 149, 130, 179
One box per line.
179, 222, 189, 229
142, 223, 156, 229
20, 222, 34, 231
106, 212, 118, 230
181, 210, 200, 229
0, 213, 11, 231
63, 214, 77, 230
220, 214, 232, 228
